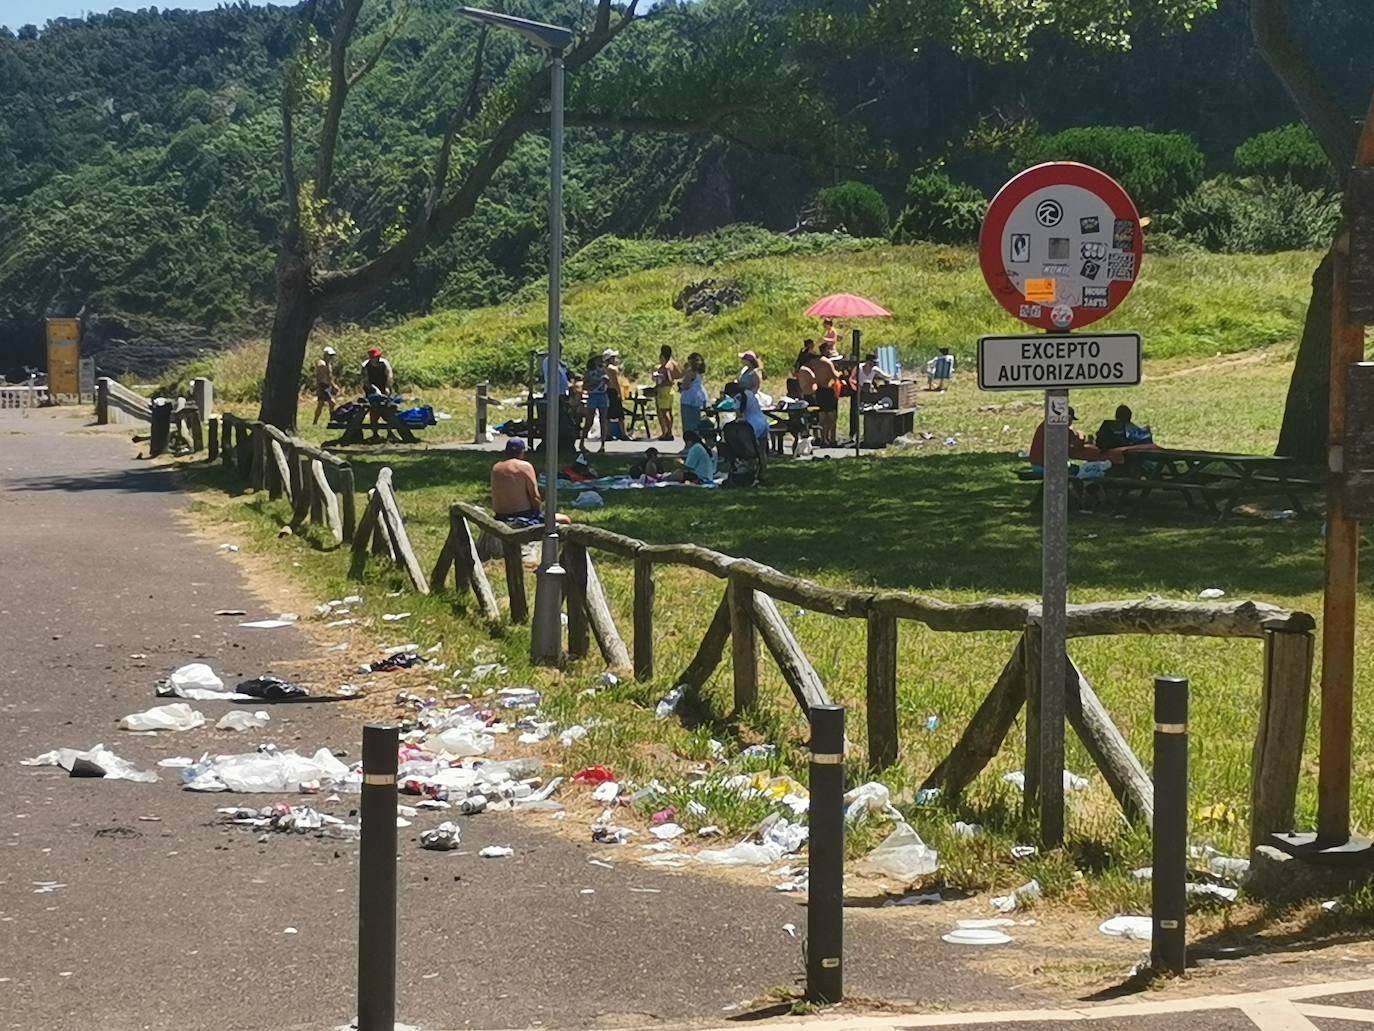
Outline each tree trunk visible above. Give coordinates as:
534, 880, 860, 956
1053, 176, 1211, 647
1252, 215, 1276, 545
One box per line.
1275, 250, 1334, 463
259, 244, 318, 431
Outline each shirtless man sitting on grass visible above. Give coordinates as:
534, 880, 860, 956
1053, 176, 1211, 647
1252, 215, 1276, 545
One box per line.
490, 438, 570, 525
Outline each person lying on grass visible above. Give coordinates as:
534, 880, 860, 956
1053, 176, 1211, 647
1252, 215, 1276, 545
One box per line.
491, 437, 570, 526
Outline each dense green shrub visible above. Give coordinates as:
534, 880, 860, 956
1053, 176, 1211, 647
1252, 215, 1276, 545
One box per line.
815, 181, 890, 238
1165, 175, 1340, 253
890, 165, 986, 245
1013, 126, 1205, 213
1233, 123, 1332, 190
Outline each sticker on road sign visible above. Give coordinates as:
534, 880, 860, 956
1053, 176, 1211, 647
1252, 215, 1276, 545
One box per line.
979, 163, 1144, 331
976, 332, 1142, 391
1047, 395, 1071, 425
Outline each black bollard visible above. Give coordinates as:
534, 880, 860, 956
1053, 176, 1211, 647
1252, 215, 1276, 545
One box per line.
807, 704, 845, 1004
358, 724, 399, 1030
1151, 676, 1189, 976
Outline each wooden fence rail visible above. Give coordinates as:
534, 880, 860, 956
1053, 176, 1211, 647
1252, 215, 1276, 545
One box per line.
436, 500, 1314, 849
194, 433, 1320, 852
218, 413, 356, 544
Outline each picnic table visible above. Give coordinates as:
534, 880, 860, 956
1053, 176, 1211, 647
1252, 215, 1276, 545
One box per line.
1105, 447, 1323, 517
324, 400, 422, 447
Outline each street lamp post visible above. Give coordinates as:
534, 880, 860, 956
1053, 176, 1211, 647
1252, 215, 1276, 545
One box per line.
457, 7, 573, 665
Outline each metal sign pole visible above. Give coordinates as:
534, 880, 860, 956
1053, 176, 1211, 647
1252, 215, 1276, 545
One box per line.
1040, 388, 1069, 847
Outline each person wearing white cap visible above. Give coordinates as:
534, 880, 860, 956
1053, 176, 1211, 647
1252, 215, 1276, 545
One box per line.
313, 346, 339, 425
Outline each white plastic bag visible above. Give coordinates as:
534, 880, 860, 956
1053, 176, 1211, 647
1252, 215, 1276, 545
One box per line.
424, 728, 493, 758
22, 743, 158, 783
696, 842, 781, 866
856, 822, 939, 883
119, 703, 206, 732
216, 710, 271, 732
170, 663, 224, 693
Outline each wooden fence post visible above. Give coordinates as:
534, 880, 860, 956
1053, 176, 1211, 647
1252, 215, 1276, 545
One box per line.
339, 465, 357, 542
1250, 629, 1314, 848
452, 513, 499, 621
266, 440, 285, 501
95, 378, 110, 424
677, 590, 732, 694
728, 570, 758, 711
633, 554, 654, 681
503, 541, 529, 624
249, 426, 266, 491
584, 552, 631, 674
374, 468, 429, 594
309, 461, 325, 525
751, 590, 830, 713
866, 611, 899, 771
311, 460, 343, 543
236, 421, 251, 477
207, 417, 219, 462
1065, 660, 1154, 826
291, 452, 310, 527
564, 542, 590, 659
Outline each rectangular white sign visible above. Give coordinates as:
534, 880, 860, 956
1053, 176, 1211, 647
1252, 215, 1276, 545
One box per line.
976, 332, 1141, 391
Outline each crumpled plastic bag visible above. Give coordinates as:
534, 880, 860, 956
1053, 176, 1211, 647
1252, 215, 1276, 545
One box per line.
855, 822, 939, 883
216, 710, 271, 732
992, 879, 1042, 913
1002, 770, 1089, 792
574, 491, 604, 510
21, 744, 158, 783
236, 675, 308, 701
182, 747, 350, 793
168, 663, 224, 694
843, 781, 903, 823
697, 842, 783, 866
423, 727, 494, 758
119, 703, 206, 732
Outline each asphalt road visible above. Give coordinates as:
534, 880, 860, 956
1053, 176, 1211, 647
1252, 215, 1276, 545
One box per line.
0, 409, 1011, 1031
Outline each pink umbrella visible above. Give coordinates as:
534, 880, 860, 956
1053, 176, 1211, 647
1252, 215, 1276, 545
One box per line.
804, 293, 891, 318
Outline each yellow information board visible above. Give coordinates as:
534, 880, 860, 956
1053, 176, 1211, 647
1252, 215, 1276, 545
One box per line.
46, 318, 80, 396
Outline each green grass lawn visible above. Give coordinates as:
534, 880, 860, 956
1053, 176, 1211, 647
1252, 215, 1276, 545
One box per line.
187, 345, 1374, 912
185, 242, 1320, 403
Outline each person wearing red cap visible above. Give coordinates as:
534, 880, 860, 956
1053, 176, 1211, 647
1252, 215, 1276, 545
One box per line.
361, 346, 395, 441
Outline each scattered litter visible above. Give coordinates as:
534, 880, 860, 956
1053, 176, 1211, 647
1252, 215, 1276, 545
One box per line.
1322, 898, 1346, 913
119, 703, 206, 733
367, 652, 423, 673
239, 614, 300, 629
655, 685, 686, 719
740, 744, 777, 760
697, 842, 783, 866
953, 821, 982, 838
470, 663, 507, 680
589, 859, 614, 870
218, 543, 239, 552
213, 609, 247, 616
1198, 588, 1226, 600
1262, 509, 1298, 521
236, 675, 309, 701
579, 889, 595, 895
1099, 915, 1152, 940
420, 822, 461, 851
782, 923, 797, 938
628, 887, 661, 894
942, 927, 1011, 946
1188, 883, 1239, 903
423, 727, 494, 758
844, 781, 902, 823
1002, 770, 1089, 792
559, 725, 588, 747
22, 744, 157, 782
1010, 845, 1038, 860
478, 845, 514, 859
650, 823, 685, 840
593, 826, 633, 845
650, 806, 678, 825
382, 613, 411, 622
925, 714, 940, 731
284, 927, 298, 935
158, 663, 247, 701
597, 671, 620, 688
991, 879, 1042, 913
697, 825, 721, 838
957, 918, 1015, 929
856, 822, 939, 883
573, 765, 617, 785
216, 710, 271, 732
776, 873, 809, 893
182, 747, 353, 794
157, 756, 194, 768
1207, 855, 1250, 880
591, 781, 620, 803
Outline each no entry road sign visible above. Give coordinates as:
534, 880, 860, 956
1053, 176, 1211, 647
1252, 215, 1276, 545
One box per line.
979, 162, 1144, 331
976, 332, 1142, 391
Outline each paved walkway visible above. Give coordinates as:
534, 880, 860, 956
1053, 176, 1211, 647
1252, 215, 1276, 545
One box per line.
3, 407, 1372, 1031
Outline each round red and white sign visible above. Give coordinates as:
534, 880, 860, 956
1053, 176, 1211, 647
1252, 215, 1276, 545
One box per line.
978, 162, 1143, 331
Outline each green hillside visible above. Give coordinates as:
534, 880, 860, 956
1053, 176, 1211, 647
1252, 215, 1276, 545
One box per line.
194, 240, 1319, 401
